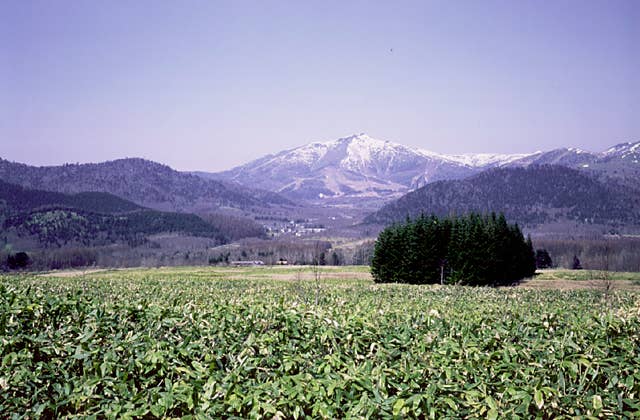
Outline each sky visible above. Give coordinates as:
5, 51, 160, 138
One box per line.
1, 0, 638, 172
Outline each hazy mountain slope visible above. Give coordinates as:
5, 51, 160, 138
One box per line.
435, 152, 532, 168
507, 142, 640, 190
365, 166, 640, 227
588, 142, 640, 190
508, 148, 599, 167
0, 157, 291, 213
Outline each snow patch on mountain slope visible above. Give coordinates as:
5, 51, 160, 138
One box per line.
287, 142, 329, 165
603, 142, 640, 161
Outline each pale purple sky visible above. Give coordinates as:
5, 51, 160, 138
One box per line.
1, 0, 638, 171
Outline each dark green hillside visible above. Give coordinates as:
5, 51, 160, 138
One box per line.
0, 180, 141, 214
0, 180, 228, 248
366, 165, 640, 227
3, 209, 226, 248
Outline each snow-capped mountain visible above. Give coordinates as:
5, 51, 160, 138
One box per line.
214, 134, 428, 199
209, 134, 639, 201
213, 134, 519, 200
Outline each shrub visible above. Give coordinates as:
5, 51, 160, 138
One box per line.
7, 252, 31, 270
572, 255, 583, 270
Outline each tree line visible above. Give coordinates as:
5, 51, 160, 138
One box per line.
533, 237, 640, 272
371, 213, 536, 285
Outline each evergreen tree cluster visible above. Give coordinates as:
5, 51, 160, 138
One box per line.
6, 252, 31, 270
371, 213, 536, 286
535, 249, 553, 269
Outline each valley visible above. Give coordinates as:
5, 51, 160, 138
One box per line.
1, 134, 639, 272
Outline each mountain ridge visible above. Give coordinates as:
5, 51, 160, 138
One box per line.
0, 157, 293, 213
0, 179, 143, 215
365, 165, 640, 233
0, 179, 229, 248
208, 133, 639, 201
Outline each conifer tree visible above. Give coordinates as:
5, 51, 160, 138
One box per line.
535, 249, 553, 269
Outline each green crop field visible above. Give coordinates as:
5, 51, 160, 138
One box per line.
1, 266, 639, 418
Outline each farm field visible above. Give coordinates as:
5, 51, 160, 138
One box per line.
523, 269, 640, 291
1, 266, 639, 418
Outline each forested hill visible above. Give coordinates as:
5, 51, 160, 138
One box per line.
0, 157, 292, 213
3, 208, 227, 248
0, 180, 142, 214
365, 165, 640, 228
0, 180, 229, 247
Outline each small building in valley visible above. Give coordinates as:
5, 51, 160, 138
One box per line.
231, 260, 265, 266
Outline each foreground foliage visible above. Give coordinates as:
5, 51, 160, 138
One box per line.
1, 267, 639, 418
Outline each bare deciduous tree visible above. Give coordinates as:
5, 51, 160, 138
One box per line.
589, 243, 614, 302
311, 241, 323, 306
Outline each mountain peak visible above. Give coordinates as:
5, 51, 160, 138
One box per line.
333, 133, 384, 146
343, 132, 369, 140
